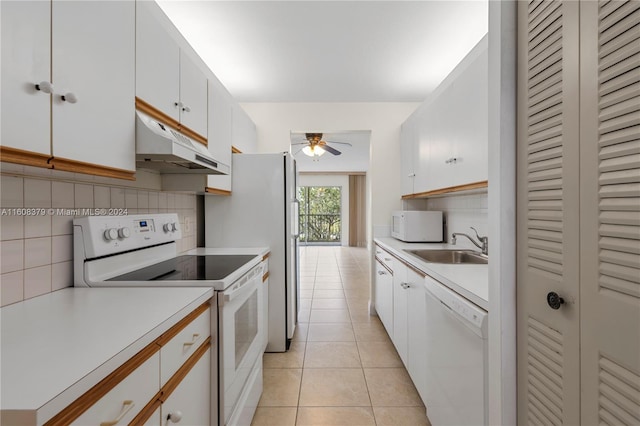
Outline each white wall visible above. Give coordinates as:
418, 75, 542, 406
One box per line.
487, 1, 517, 424
298, 174, 350, 246
240, 102, 419, 247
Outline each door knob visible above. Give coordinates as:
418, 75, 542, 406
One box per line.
547, 292, 565, 310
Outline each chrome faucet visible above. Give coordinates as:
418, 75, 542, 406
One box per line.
452, 227, 488, 255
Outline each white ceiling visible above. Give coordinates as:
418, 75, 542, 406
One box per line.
157, 0, 488, 103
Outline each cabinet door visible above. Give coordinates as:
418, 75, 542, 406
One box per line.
232, 104, 257, 153
447, 47, 488, 188
136, 0, 180, 122
179, 51, 208, 139
0, 0, 51, 157
392, 260, 408, 364
374, 259, 394, 337
72, 353, 160, 425
52, 0, 135, 171
407, 268, 427, 402
400, 119, 416, 196
207, 77, 234, 191
161, 348, 211, 426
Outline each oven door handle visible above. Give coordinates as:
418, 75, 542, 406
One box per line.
220, 266, 262, 305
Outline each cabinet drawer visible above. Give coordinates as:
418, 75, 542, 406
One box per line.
71, 352, 159, 426
160, 307, 210, 386
375, 246, 394, 271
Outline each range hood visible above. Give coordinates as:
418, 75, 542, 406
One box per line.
135, 110, 229, 175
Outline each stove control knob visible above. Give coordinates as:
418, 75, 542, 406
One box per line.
118, 227, 131, 239
171, 222, 178, 232
104, 228, 118, 241
163, 223, 172, 233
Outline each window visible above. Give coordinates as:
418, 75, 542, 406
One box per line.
297, 186, 341, 245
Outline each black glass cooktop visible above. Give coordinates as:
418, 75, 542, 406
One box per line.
108, 254, 257, 282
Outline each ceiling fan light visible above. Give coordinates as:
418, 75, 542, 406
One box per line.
302, 145, 326, 157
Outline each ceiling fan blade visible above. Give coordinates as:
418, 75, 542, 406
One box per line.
291, 142, 309, 146
322, 144, 342, 155
324, 140, 353, 147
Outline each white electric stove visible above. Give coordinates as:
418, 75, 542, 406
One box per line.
73, 213, 265, 426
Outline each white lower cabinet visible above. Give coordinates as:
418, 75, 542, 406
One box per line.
72, 353, 160, 426
375, 245, 429, 408
160, 348, 211, 426
52, 303, 212, 426
392, 259, 409, 365
160, 307, 210, 386
407, 270, 428, 403
374, 258, 394, 339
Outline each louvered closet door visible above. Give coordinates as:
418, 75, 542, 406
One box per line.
580, 1, 640, 424
516, 1, 581, 424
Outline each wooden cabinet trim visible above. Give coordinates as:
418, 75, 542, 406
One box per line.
205, 187, 232, 196
135, 97, 207, 147
262, 271, 270, 282
43, 343, 160, 425
130, 338, 211, 425
156, 301, 210, 347
262, 252, 271, 261
50, 157, 135, 181
45, 301, 210, 425
231, 146, 242, 154
160, 337, 211, 403
0, 146, 52, 169
128, 392, 162, 425
402, 180, 488, 199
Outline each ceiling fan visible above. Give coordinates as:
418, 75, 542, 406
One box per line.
291, 133, 353, 157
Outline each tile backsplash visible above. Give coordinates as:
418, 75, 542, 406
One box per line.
0, 164, 197, 307
426, 192, 488, 247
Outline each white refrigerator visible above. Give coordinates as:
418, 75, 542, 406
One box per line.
205, 152, 299, 352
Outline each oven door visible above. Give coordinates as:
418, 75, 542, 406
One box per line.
219, 264, 264, 425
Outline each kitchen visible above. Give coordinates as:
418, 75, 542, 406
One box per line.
2, 1, 639, 426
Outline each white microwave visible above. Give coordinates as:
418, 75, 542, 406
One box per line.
392, 210, 443, 242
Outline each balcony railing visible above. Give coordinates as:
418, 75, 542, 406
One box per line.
299, 213, 341, 243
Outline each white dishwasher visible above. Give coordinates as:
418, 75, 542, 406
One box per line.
423, 275, 488, 426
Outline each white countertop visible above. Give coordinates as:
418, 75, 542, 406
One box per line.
0, 287, 213, 421
374, 237, 488, 311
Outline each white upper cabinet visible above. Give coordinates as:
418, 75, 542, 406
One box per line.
1, 0, 51, 159
206, 76, 234, 192
51, 0, 135, 172
136, 1, 208, 141
136, 0, 180, 123
232, 104, 258, 153
1, 0, 135, 176
179, 51, 208, 138
400, 35, 488, 196
400, 119, 417, 196
425, 45, 488, 191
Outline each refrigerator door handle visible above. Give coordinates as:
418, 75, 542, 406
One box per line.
292, 198, 300, 239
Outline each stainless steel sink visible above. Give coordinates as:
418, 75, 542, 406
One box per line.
404, 249, 488, 264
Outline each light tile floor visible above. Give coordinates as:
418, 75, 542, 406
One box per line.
252, 246, 431, 426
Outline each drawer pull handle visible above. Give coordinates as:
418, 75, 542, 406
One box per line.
100, 400, 134, 426
183, 333, 200, 348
